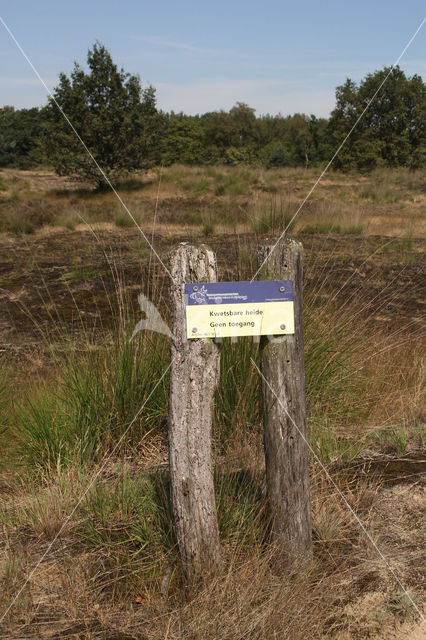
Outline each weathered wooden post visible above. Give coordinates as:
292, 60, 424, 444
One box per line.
168, 243, 222, 580
258, 238, 312, 564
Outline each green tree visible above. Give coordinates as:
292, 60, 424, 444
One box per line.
229, 102, 258, 150
161, 113, 206, 165
44, 42, 161, 186
202, 109, 239, 154
307, 115, 329, 165
328, 67, 426, 171
0, 106, 46, 168
261, 141, 288, 169
200, 103, 260, 164
284, 114, 313, 167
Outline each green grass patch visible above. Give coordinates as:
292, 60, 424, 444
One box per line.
304, 300, 372, 434
62, 264, 96, 283
214, 338, 261, 443
358, 183, 405, 203
76, 468, 174, 590
379, 237, 416, 262
309, 419, 364, 463
216, 468, 267, 546
394, 237, 413, 251
343, 225, 363, 235
194, 178, 210, 195
227, 180, 246, 196
8, 216, 35, 234
0, 369, 10, 438
114, 212, 137, 227
250, 200, 294, 234
202, 221, 215, 236
368, 423, 424, 455
181, 178, 211, 195
214, 183, 226, 196
212, 172, 247, 196
10, 333, 170, 470
302, 223, 362, 235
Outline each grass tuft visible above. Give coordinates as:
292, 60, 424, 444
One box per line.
114, 212, 137, 227
11, 333, 170, 469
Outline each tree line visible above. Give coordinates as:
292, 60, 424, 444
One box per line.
1, 43, 424, 186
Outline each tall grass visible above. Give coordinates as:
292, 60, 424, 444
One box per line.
250, 196, 294, 234
1, 165, 424, 637
2, 291, 421, 473
214, 337, 261, 443
0, 369, 9, 438
75, 467, 175, 593
216, 467, 267, 547
10, 333, 170, 470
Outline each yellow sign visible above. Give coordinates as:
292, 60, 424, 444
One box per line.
185, 281, 294, 339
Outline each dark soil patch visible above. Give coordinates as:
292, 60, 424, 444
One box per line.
0, 229, 424, 367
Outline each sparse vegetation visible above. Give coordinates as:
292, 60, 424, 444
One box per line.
114, 211, 137, 227
0, 164, 424, 638
1, 165, 424, 237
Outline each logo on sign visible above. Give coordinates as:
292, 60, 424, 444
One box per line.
190, 285, 208, 304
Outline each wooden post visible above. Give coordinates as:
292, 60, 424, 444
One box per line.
168, 243, 222, 580
258, 238, 312, 564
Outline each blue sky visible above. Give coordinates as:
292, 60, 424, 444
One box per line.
1, 1, 425, 117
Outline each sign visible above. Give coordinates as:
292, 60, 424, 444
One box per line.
185, 280, 294, 339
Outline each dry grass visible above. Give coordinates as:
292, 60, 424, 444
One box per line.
1, 459, 424, 639
0, 165, 425, 638
1, 165, 425, 237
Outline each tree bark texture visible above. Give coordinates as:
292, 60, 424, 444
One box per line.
258, 238, 312, 564
168, 243, 222, 580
